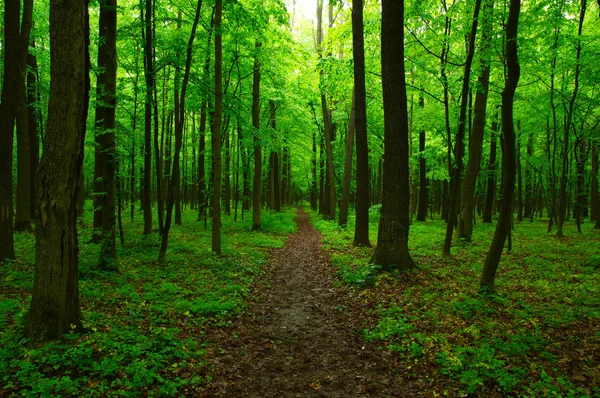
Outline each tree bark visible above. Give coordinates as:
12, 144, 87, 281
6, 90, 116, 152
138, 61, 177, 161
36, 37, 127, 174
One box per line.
480, 0, 520, 293
14, 0, 34, 232
27, 49, 40, 221
557, 0, 586, 237
159, 0, 203, 260
212, 0, 223, 254
339, 91, 355, 228
371, 0, 416, 271
251, 41, 262, 231
483, 118, 498, 223
26, 0, 87, 341
591, 139, 598, 222
142, 0, 153, 234
351, 0, 371, 246
443, 0, 482, 256
97, 0, 118, 269
417, 96, 427, 222
457, 0, 493, 238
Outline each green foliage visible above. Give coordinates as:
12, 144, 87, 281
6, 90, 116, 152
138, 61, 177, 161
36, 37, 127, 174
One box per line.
313, 212, 600, 397
0, 206, 296, 396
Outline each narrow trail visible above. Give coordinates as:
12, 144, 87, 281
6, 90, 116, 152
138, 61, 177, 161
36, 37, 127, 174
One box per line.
202, 208, 410, 397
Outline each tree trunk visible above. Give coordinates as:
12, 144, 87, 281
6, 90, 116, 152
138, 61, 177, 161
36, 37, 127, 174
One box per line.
14, 0, 34, 232
417, 96, 428, 222
457, 0, 493, 238
26, 0, 87, 341
97, 0, 118, 269
442, 0, 482, 256
142, 0, 153, 234
224, 129, 231, 215
557, 0, 586, 237
516, 120, 523, 222
212, 0, 223, 254
591, 139, 598, 222
480, 0, 520, 293
339, 91, 355, 227
27, 50, 40, 221
159, 0, 203, 260
371, 0, 416, 271
311, 130, 317, 211
351, 0, 371, 246
251, 41, 262, 231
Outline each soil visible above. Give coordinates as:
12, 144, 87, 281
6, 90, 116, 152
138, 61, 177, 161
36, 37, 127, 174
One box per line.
201, 208, 412, 397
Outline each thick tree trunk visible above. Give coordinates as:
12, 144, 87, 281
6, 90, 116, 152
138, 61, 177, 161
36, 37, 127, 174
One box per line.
480, 0, 520, 293
14, 0, 34, 232
351, 0, 371, 246
371, 0, 416, 271
251, 41, 262, 231
97, 0, 118, 269
26, 0, 87, 341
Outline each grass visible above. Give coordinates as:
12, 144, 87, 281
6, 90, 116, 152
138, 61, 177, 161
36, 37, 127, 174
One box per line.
311, 208, 600, 397
0, 202, 297, 397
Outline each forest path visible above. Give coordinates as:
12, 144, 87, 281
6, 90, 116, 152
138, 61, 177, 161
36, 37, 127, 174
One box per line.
202, 207, 408, 397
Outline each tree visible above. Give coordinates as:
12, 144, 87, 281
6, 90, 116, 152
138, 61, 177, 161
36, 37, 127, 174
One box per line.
371, 0, 416, 271
351, 0, 370, 246
251, 41, 262, 231
142, 0, 154, 235
96, 0, 118, 269
480, 0, 521, 293
416, 96, 427, 222
26, 0, 88, 341
212, 0, 223, 254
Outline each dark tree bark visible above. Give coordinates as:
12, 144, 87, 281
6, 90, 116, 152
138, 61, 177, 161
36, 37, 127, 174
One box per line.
251, 41, 262, 231
516, 121, 523, 222
26, 0, 87, 341
14, 0, 34, 232
212, 0, 223, 254
142, 0, 153, 234
557, 0, 586, 237
269, 101, 281, 212
480, 0, 521, 293
547, 27, 560, 231
591, 139, 598, 222
483, 113, 498, 224
159, 0, 203, 260
224, 129, 231, 215
27, 49, 41, 221
97, 0, 118, 269
0, 0, 22, 260
442, 0, 482, 256
311, 130, 317, 211
417, 96, 427, 222
371, 0, 416, 271
339, 91, 355, 228
457, 0, 493, 238
351, 0, 371, 246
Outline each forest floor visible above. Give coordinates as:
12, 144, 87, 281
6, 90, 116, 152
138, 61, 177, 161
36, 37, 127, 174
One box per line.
201, 208, 408, 397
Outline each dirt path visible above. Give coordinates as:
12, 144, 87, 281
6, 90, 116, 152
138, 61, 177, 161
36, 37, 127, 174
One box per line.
202, 208, 410, 397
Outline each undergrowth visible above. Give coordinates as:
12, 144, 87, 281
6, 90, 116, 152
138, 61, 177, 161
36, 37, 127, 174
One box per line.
312, 209, 600, 397
0, 203, 296, 397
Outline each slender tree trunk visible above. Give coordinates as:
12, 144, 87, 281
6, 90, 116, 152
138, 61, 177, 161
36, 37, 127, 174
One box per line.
212, 0, 223, 254
457, 0, 493, 238
516, 120, 523, 222
480, 0, 520, 293
591, 139, 598, 222
27, 50, 40, 221
339, 91, 355, 227
417, 96, 428, 222
443, 0, 482, 256
159, 0, 203, 260
311, 130, 318, 211
251, 41, 262, 231
142, 0, 153, 234
371, 0, 416, 271
557, 0, 586, 237
224, 129, 231, 215
26, 0, 87, 341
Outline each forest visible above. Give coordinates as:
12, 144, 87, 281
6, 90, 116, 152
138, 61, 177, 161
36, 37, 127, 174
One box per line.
1, 0, 599, 396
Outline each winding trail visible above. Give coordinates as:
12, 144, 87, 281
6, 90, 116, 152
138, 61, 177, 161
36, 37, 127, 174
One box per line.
202, 208, 409, 397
